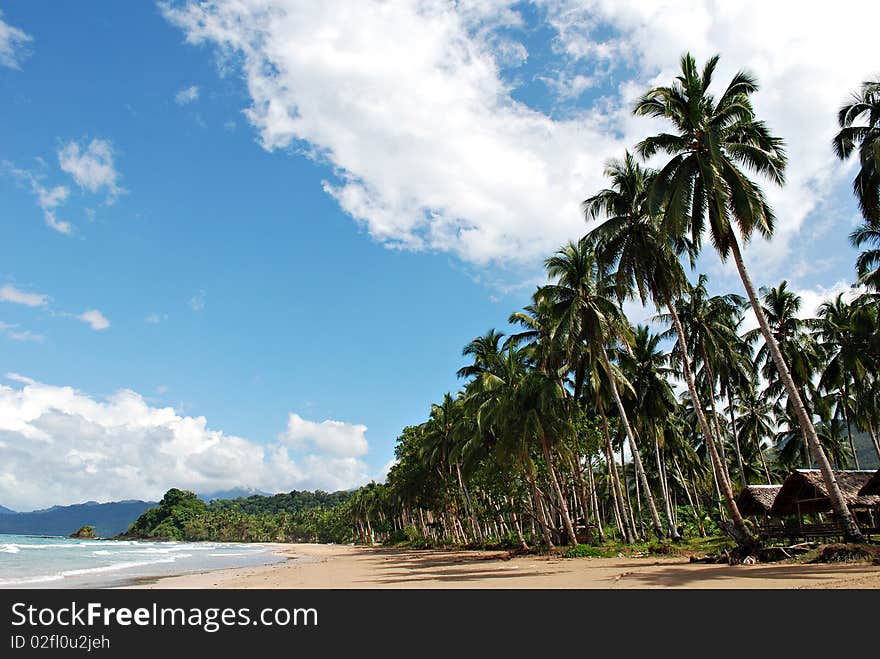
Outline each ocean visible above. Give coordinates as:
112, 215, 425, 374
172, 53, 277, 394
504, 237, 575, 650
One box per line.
0, 534, 286, 588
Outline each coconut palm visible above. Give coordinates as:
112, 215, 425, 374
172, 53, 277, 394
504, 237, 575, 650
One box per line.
542, 239, 666, 539
833, 80, 880, 222
618, 325, 681, 538
583, 154, 754, 542
634, 52, 863, 541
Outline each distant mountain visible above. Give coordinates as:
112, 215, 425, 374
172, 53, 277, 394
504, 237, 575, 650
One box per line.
198, 487, 272, 502
853, 431, 880, 471
0, 500, 156, 538
0, 505, 16, 515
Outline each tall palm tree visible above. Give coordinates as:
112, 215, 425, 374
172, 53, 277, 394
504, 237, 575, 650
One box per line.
583, 154, 752, 544
634, 52, 863, 542
744, 282, 823, 430
543, 239, 666, 539
813, 294, 877, 468
849, 218, 880, 291
618, 325, 681, 539
834, 80, 880, 222
732, 380, 775, 483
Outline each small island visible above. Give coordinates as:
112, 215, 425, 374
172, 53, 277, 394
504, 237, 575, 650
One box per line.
68, 525, 97, 539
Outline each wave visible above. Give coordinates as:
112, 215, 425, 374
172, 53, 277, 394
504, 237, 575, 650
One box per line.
0, 555, 193, 587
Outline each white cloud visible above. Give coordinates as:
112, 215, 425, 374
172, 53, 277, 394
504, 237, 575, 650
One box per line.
162, 0, 878, 284
77, 309, 110, 331
162, 0, 617, 266
58, 139, 123, 200
739, 279, 860, 335
0, 376, 371, 510
4, 162, 73, 234
145, 312, 167, 324
189, 290, 206, 312
175, 84, 200, 105
0, 11, 31, 69
280, 413, 369, 458
0, 284, 48, 308
0, 322, 43, 343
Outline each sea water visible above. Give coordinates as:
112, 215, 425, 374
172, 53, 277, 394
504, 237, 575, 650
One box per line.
0, 534, 286, 588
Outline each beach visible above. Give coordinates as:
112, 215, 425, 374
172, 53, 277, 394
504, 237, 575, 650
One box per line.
126, 543, 880, 589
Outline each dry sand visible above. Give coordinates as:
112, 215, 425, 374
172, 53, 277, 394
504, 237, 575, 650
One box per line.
126, 543, 880, 589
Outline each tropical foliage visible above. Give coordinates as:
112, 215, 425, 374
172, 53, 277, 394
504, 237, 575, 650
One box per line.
130, 56, 880, 551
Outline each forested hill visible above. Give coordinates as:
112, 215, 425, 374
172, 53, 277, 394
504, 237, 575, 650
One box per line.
123, 488, 356, 542
206, 489, 353, 515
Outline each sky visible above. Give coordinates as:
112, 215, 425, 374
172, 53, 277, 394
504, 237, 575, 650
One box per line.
0, 1, 876, 510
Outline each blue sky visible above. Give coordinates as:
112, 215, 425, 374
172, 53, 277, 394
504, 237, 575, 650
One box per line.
0, 1, 875, 509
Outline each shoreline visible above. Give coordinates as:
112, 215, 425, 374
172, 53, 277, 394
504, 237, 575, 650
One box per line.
122, 543, 880, 589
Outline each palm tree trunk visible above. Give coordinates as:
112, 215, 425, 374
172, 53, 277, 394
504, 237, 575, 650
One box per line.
598, 400, 633, 542
729, 235, 863, 542
508, 501, 529, 550
600, 344, 665, 539
526, 468, 554, 549
455, 460, 483, 541
664, 298, 753, 547
726, 389, 748, 487
585, 457, 605, 542
541, 436, 579, 546
868, 420, 880, 462
653, 431, 680, 539
841, 384, 859, 469
701, 351, 735, 491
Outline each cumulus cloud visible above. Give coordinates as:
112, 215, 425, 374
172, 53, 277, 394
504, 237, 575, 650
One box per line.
58, 138, 123, 201
175, 84, 200, 105
161, 0, 877, 284
0, 11, 31, 69
280, 413, 369, 458
0, 284, 49, 308
77, 309, 110, 331
0, 376, 372, 510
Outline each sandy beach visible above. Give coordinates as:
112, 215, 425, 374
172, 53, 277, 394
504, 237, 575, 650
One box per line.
125, 543, 880, 589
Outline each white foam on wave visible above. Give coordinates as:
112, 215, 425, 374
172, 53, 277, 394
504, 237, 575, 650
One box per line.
0, 554, 194, 586
1, 545, 21, 554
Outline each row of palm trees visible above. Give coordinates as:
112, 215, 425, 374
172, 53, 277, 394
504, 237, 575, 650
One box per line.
341, 54, 880, 550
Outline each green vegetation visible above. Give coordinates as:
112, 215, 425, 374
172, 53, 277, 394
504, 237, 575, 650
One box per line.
68, 525, 96, 539
125, 488, 354, 543
126, 57, 880, 555
334, 55, 880, 553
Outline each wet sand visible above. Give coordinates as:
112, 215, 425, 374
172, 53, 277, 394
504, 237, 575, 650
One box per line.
125, 543, 880, 589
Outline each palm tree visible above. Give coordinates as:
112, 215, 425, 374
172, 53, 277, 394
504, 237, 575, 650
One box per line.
833, 80, 880, 222
813, 294, 877, 468
634, 52, 864, 542
744, 282, 823, 437
849, 218, 880, 291
583, 154, 753, 543
543, 239, 666, 539
618, 326, 681, 539
732, 380, 775, 483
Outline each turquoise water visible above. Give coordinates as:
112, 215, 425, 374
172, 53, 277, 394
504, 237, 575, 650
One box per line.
0, 534, 285, 588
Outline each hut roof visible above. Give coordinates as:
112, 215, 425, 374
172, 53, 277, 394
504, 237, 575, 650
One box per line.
734, 485, 781, 516
858, 470, 880, 496
770, 470, 880, 515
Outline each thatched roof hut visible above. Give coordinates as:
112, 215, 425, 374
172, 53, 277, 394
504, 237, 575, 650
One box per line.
735, 485, 781, 516
858, 469, 880, 496
770, 470, 880, 516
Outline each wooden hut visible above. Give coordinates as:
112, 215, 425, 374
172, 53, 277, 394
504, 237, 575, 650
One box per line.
768, 470, 880, 539
735, 485, 781, 517
858, 469, 880, 496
